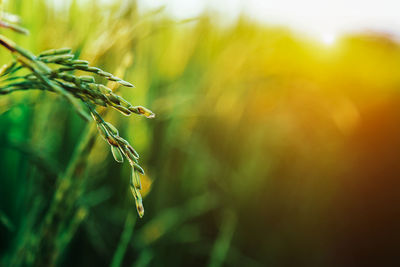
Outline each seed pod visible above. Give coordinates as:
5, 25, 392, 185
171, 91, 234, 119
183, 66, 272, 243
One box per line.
130, 186, 144, 218
0, 21, 29, 35
130, 183, 140, 199
106, 93, 120, 105
53, 47, 73, 55
40, 54, 74, 63
126, 145, 139, 159
79, 75, 95, 83
136, 198, 144, 218
129, 106, 155, 118
96, 124, 108, 141
0, 61, 16, 77
2, 12, 21, 24
108, 75, 120, 81
113, 105, 131, 116
86, 66, 101, 73
114, 135, 129, 145
54, 67, 74, 73
25, 74, 37, 81
87, 83, 100, 92
98, 70, 112, 77
99, 84, 112, 94
71, 59, 89, 65
93, 98, 107, 107
111, 146, 124, 163
118, 97, 132, 108
106, 135, 119, 147
58, 73, 75, 83
117, 80, 134, 87
39, 47, 72, 57
124, 146, 139, 164
131, 169, 142, 190
105, 122, 119, 136
132, 162, 145, 175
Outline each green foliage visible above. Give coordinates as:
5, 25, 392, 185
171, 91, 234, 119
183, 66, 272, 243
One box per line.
2, 0, 399, 267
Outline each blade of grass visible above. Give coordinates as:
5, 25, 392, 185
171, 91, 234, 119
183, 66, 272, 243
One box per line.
135, 193, 218, 248
207, 210, 237, 267
110, 211, 137, 267
0, 210, 15, 232
132, 249, 154, 267
24, 123, 97, 267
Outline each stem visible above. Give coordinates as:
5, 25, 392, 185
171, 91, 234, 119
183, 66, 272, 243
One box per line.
25, 123, 97, 267
208, 210, 237, 267
110, 212, 137, 267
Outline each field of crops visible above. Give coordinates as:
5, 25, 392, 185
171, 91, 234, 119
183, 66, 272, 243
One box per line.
1, 0, 400, 266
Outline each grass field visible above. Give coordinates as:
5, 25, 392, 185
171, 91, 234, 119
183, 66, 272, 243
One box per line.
1, 0, 400, 266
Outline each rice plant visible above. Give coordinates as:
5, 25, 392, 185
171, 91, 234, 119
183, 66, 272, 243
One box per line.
0, 7, 154, 218
2, 0, 399, 266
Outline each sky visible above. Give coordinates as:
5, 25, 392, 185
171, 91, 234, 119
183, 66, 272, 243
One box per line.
137, 0, 400, 43
47, 0, 400, 44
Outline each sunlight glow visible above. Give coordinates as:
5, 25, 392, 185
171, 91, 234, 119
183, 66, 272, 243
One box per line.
320, 33, 337, 45
138, 0, 400, 39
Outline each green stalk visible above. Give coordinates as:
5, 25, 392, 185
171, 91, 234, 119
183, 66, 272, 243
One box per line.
111, 212, 137, 267
26, 123, 97, 267
207, 210, 237, 267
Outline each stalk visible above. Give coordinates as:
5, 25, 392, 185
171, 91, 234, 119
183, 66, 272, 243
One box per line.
30, 123, 96, 267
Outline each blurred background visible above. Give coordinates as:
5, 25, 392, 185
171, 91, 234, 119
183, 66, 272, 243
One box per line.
1, 0, 400, 266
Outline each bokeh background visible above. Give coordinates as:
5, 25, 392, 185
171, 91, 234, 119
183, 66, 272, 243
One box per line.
2, 0, 400, 266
